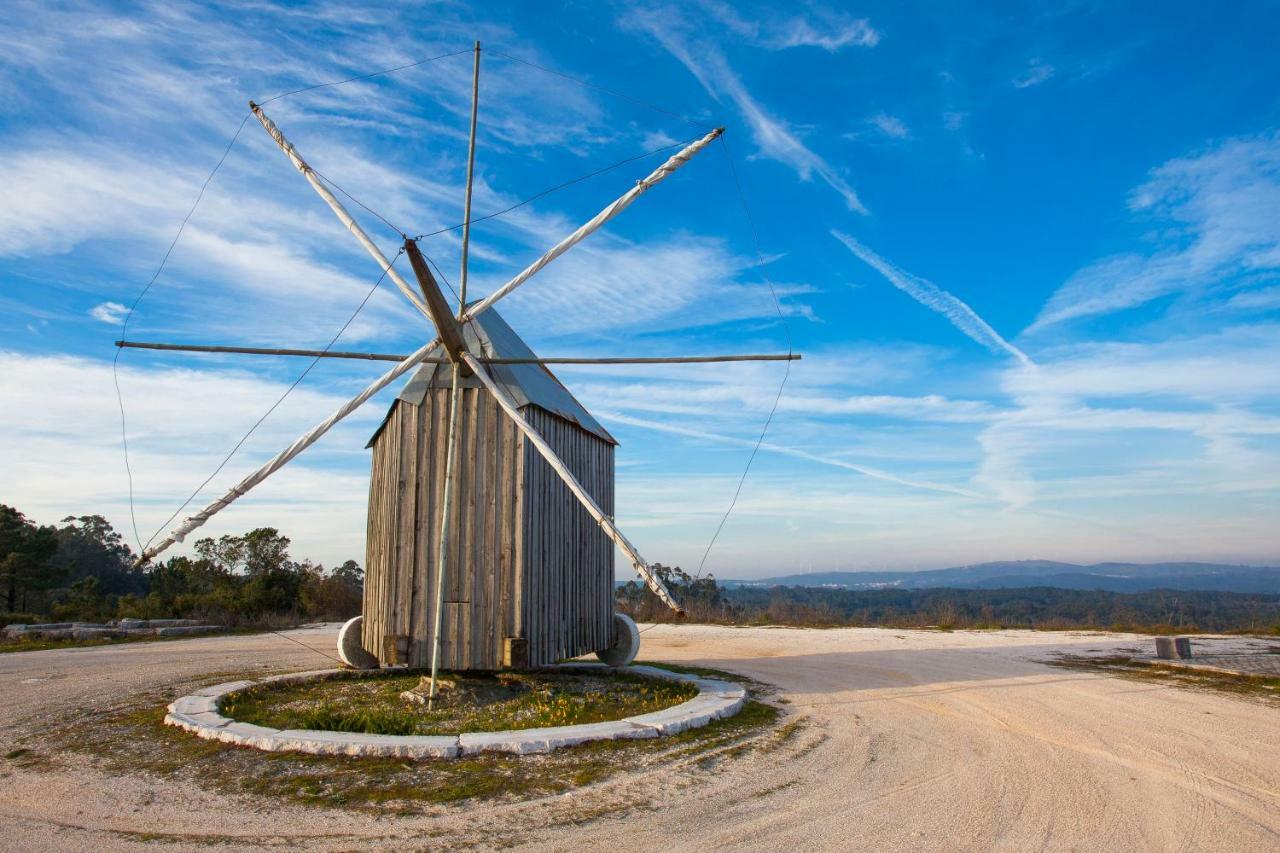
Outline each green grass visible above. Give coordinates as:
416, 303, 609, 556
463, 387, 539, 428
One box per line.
220, 669, 699, 736
0, 633, 177, 654
0, 627, 267, 655
32, 665, 785, 814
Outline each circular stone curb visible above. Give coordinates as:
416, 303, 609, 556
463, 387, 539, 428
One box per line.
163, 663, 747, 759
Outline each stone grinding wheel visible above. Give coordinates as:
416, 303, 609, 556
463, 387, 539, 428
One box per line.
336, 616, 379, 670
595, 612, 641, 667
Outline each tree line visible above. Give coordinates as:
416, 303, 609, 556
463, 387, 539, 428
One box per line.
617, 566, 1280, 634
8, 502, 1277, 635
1, 504, 362, 626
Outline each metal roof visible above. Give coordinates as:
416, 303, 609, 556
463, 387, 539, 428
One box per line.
367, 306, 617, 447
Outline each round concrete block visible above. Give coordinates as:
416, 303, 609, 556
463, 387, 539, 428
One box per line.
595, 613, 641, 668
337, 616, 379, 670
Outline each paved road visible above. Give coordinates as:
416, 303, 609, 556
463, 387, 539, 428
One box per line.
1, 625, 1277, 851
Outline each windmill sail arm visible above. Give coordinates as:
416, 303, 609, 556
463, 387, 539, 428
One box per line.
137, 340, 442, 565
460, 352, 683, 614
249, 102, 434, 323
465, 127, 724, 322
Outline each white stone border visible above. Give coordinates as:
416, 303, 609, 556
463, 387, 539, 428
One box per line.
164, 663, 746, 759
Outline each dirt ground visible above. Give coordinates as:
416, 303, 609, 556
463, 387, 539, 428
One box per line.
1, 624, 1278, 851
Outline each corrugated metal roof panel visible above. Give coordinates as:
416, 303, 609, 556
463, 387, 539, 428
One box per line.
367, 306, 616, 447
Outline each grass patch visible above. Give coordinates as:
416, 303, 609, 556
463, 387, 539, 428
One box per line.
1048, 654, 1280, 703
0, 627, 268, 655
0, 633, 177, 654
220, 669, 698, 736
35, 665, 784, 813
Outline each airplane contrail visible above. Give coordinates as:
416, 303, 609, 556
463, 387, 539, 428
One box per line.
599, 411, 996, 502
832, 231, 1034, 368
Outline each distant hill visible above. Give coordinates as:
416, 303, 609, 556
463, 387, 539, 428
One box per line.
719, 561, 1280, 594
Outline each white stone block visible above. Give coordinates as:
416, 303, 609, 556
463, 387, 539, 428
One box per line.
171, 694, 219, 715
214, 722, 284, 749
193, 680, 256, 698
458, 720, 654, 755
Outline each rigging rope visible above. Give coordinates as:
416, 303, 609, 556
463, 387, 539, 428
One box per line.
116, 49, 478, 558
254, 47, 473, 105
490, 46, 795, 592
266, 626, 348, 666
309, 165, 409, 240
141, 249, 405, 553
117, 41, 779, 598
488, 49, 705, 128
690, 135, 794, 582
114, 112, 252, 555
411, 133, 703, 241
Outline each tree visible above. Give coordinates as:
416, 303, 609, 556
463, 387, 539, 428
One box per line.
0, 505, 59, 612
50, 514, 140, 596
615, 564, 724, 621
194, 528, 291, 576
332, 559, 364, 589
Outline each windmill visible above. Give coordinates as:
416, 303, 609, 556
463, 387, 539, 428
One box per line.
120, 43, 798, 698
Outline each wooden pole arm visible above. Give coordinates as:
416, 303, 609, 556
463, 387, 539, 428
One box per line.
134, 339, 441, 566
464, 126, 724, 322
249, 102, 434, 323
114, 340, 800, 365
460, 351, 683, 614
403, 239, 467, 362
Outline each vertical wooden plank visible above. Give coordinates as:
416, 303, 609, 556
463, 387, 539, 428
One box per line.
409, 390, 435, 668
496, 407, 510, 652
431, 387, 449, 668
463, 386, 478, 669
481, 391, 499, 668
509, 414, 519, 648
401, 402, 420, 641
470, 391, 484, 669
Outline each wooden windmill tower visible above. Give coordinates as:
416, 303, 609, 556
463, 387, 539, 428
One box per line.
123, 43, 798, 690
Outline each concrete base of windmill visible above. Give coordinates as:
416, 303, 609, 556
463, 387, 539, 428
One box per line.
595, 613, 640, 668
336, 616, 379, 670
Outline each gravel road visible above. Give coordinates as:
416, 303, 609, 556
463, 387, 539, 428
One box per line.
1, 624, 1277, 851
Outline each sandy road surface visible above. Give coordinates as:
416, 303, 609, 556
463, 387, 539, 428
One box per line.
1, 625, 1278, 851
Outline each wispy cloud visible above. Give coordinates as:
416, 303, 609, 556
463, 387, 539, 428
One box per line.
832, 231, 1034, 366
0, 350, 383, 562
1013, 59, 1055, 89
1028, 132, 1280, 331
600, 411, 992, 501
90, 302, 128, 324
697, 2, 880, 51
626, 7, 868, 213
868, 113, 910, 139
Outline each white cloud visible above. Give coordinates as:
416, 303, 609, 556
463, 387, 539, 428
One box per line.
601, 411, 992, 501
0, 350, 386, 564
626, 10, 868, 213
640, 129, 679, 150
832, 231, 1034, 366
1013, 59, 1055, 89
90, 302, 128, 324
1029, 132, 1280, 331
496, 233, 811, 336
973, 322, 1280, 509
1227, 286, 1280, 310
869, 113, 910, 139
696, 2, 880, 51
766, 17, 879, 51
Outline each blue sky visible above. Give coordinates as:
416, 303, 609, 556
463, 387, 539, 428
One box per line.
3, 1, 1279, 577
